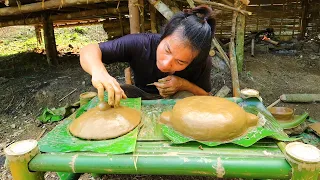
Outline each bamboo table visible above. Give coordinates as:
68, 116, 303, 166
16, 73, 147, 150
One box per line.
6, 98, 320, 180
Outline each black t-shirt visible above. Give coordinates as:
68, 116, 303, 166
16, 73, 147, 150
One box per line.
98, 33, 212, 94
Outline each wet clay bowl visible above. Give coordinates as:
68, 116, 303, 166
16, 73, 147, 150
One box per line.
268, 107, 294, 121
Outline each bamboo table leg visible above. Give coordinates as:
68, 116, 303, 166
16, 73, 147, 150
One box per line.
4, 139, 44, 180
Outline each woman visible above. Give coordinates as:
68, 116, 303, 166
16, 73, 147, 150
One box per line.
80, 5, 216, 107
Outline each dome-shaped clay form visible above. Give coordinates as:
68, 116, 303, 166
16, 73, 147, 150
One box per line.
160, 96, 259, 142
69, 105, 141, 140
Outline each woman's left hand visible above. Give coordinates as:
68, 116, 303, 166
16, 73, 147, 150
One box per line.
154, 75, 186, 98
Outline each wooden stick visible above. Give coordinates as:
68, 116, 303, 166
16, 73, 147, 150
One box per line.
59, 88, 77, 102
229, 1, 240, 97
193, 0, 252, 16
212, 37, 230, 68
267, 99, 280, 109
36, 128, 47, 141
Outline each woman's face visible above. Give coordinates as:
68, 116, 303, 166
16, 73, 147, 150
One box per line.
156, 32, 199, 74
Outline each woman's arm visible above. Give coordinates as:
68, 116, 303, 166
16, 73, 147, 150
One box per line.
180, 79, 209, 95
80, 44, 126, 107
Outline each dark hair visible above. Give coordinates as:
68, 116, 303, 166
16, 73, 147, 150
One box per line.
160, 5, 216, 65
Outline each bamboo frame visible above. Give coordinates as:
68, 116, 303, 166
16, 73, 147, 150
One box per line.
0, 7, 128, 27
0, 0, 123, 16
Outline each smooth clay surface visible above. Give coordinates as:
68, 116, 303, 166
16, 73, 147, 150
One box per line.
69, 105, 141, 140
160, 96, 259, 142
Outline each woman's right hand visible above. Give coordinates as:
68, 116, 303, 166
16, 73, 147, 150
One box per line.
91, 69, 127, 107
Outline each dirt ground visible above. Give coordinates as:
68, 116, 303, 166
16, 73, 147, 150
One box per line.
0, 27, 320, 179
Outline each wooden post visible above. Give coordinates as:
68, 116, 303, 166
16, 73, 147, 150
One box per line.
229, 1, 240, 97
129, 0, 140, 34
139, 0, 145, 33
43, 14, 58, 66
299, 0, 308, 39
149, 3, 157, 33
34, 25, 42, 45
4, 140, 44, 180
236, 3, 245, 72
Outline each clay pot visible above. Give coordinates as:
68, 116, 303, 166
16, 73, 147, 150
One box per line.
268, 107, 294, 121
159, 96, 259, 142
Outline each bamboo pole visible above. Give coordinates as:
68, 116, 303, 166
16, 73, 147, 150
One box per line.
229, 1, 240, 97
129, 0, 140, 34
236, 4, 245, 72
4, 139, 44, 180
149, 3, 157, 33
0, 0, 124, 16
0, 7, 128, 27
139, 0, 145, 32
43, 14, 58, 66
193, 0, 252, 16
148, 0, 174, 20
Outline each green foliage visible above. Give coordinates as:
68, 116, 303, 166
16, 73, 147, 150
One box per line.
74, 27, 86, 34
